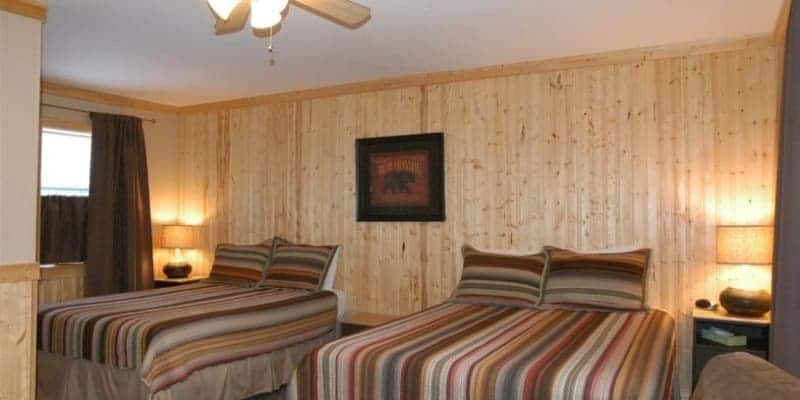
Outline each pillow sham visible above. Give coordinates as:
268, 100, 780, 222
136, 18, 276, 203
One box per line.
261, 243, 341, 291
450, 244, 546, 308
539, 246, 651, 310
206, 237, 290, 286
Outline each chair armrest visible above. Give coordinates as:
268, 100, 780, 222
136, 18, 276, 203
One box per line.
692, 352, 800, 400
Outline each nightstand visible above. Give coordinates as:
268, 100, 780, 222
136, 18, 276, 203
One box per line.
154, 277, 203, 288
692, 308, 770, 389
340, 311, 399, 336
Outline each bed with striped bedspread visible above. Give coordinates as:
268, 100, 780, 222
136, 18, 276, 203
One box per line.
38, 282, 338, 395
288, 302, 675, 400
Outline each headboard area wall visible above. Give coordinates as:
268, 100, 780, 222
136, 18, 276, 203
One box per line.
176, 39, 780, 395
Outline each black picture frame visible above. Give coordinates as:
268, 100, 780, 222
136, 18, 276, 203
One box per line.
356, 133, 445, 222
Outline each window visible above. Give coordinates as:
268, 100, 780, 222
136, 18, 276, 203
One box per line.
40, 128, 91, 196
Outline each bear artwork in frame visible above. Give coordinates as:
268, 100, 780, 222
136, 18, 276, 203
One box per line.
356, 133, 445, 222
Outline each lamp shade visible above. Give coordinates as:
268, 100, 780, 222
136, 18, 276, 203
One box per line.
716, 225, 774, 265
162, 225, 196, 249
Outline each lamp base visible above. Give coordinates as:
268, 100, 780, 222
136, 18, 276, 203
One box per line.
719, 287, 771, 317
163, 262, 192, 279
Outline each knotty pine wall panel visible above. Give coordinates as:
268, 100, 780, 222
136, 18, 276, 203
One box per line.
297, 89, 425, 313
0, 275, 37, 400
177, 45, 779, 395
177, 104, 301, 275
38, 264, 85, 305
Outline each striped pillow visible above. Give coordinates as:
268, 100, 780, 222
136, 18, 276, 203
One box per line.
450, 245, 546, 308
540, 246, 651, 310
207, 239, 281, 286
261, 244, 341, 291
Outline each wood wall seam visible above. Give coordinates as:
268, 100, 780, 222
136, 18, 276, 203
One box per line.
0, 0, 47, 21
419, 85, 429, 310
294, 101, 304, 242
179, 34, 773, 113
27, 280, 38, 399
0, 263, 41, 283
41, 81, 180, 114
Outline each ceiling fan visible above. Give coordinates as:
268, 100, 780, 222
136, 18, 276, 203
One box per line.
207, 0, 371, 35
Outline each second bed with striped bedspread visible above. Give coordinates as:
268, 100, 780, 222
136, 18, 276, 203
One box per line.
288, 302, 675, 400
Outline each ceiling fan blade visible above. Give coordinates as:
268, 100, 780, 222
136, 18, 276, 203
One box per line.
215, 0, 250, 35
291, 0, 371, 28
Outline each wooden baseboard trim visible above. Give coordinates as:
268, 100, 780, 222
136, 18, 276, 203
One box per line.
0, 263, 40, 283
0, 0, 47, 21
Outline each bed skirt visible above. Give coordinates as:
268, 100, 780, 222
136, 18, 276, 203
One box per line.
38, 331, 335, 400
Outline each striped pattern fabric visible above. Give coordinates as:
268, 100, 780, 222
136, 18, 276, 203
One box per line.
261, 244, 340, 291
451, 245, 545, 307
540, 246, 651, 310
287, 303, 676, 400
38, 283, 338, 394
207, 240, 274, 286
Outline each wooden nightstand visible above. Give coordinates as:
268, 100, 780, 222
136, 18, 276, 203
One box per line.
692, 308, 770, 389
154, 277, 203, 288
340, 311, 399, 336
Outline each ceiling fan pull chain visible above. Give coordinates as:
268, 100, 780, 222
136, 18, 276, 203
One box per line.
267, 25, 276, 66
269, 25, 273, 51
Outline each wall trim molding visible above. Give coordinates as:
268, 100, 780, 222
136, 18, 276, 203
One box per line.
40, 263, 85, 281
179, 34, 775, 113
41, 81, 180, 114
41, 34, 777, 115
775, 0, 792, 44
40, 115, 92, 133
0, 0, 47, 21
0, 263, 40, 283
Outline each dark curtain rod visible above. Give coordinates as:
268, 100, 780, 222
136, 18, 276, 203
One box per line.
41, 103, 157, 124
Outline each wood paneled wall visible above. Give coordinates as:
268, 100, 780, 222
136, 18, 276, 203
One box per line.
0, 265, 39, 400
38, 263, 85, 305
177, 44, 779, 395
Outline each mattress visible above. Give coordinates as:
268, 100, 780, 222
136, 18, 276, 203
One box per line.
287, 302, 676, 400
38, 282, 339, 395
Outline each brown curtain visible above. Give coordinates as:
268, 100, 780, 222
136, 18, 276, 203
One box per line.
86, 113, 154, 296
772, 2, 800, 377
39, 196, 89, 264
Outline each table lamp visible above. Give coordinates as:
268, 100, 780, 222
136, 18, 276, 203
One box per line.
716, 225, 774, 316
162, 224, 197, 278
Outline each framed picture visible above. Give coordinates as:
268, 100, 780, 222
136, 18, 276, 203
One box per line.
356, 133, 445, 221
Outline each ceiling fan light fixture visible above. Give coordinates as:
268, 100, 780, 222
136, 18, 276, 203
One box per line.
251, 11, 282, 29
250, 0, 288, 29
207, 0, 241, 20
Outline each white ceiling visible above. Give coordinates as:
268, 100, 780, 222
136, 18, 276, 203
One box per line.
42, 0, 783, 107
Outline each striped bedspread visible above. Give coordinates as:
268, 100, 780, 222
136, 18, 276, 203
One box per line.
288, 303, 675, 400
38, 283, 338, 393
